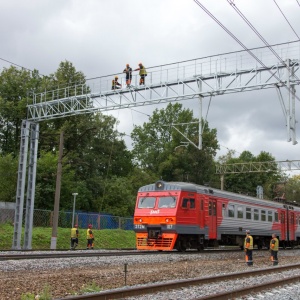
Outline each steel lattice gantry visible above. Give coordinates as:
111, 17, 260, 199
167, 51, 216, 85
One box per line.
216, 160, 300, 191
12, 41, 300, 249
216, 160, 300, 174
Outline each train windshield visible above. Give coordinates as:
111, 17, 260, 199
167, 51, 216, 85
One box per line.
138, 197, 156, 208
158, 196, 177, 208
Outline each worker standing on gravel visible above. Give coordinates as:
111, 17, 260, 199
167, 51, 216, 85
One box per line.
86, 224, 94, 250
270, 233, 279, 266
70, 224, 79, 250
244, 230, 253, 266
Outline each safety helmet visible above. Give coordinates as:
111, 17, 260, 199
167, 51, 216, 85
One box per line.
115, 76, 118, 79
88, 224, 92, 228
246, 230, 250, 234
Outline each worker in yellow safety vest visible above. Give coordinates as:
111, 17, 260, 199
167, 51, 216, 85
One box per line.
86, 224, 94, 250
270, 233, 279, 265
111, 76, 122, 90
244, 230, 253, 266
70, 224, 79, 250
134, 63, 147, 85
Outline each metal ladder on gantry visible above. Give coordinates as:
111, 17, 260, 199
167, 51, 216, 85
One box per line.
12, 41, 300, 249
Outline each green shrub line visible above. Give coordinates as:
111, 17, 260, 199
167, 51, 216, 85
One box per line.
0, 223, 136, 250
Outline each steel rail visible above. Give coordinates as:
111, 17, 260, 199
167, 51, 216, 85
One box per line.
54, 263, 300, 300
0, 250, 156, 261
0, 248, 243, 261
197, 274, 300, 299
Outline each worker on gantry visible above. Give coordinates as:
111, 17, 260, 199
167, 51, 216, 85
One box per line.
111, 76, 122, 90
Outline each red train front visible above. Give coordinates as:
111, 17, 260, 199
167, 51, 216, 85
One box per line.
133, 181, 300, 251
134, 181, 207, 251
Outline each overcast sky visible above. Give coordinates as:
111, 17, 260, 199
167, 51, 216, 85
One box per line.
1, 0, 300, 174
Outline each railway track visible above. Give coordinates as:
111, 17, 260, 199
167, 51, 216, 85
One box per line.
0, 248, 243, 260
54, 263, 300, 300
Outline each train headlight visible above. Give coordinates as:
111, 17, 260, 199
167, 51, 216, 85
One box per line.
166, 218, 169, 223
139, 218, 143, 223
155, 181, 164, 190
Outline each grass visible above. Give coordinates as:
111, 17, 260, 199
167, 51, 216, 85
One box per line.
0, 223, 136, 250
80, 281, 102, 293
21, 284, 52, 300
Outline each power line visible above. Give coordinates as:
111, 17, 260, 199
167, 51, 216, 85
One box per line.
273, 0, 300, 40
193, 0, 300, 102
226, 0, 300, 99
227, 0, 290, 64
296, 0, 300, 7
0, 57, 45, 76
226, 0, 300, 83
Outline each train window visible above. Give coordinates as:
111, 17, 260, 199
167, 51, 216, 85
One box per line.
158, 196, 177, 208
254, 209, 259, 221
228, 204, 235, 218
138, 197, 156, 208
290, 214, 294, 224
237, 206, 243, 218
261, 210, 266, 221
267, 211, 273, 222
182, 198, 188, 208
190, 199, 195, 209
182, 198, 195, 209
200, 200, 204, 210
212, 202, 216, 216
274, 212, 279, 222
222, 203, 226, 217
209, 201, 212, 215
246, 207, 251, 220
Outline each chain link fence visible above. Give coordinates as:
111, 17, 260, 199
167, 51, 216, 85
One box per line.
0, 207, 135, 250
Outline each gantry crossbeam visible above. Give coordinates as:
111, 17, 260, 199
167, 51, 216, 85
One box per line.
216, 160, 300, 174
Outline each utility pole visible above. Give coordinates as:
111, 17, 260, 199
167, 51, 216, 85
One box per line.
50, 131, 64, 250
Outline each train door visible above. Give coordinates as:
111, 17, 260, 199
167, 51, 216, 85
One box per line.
208, 198, 217, 239
198, 195, 205, 228
289, 211, 295, 241
280, 210, 286, 241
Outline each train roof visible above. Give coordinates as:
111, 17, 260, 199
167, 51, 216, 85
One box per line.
138, 181, 300, 211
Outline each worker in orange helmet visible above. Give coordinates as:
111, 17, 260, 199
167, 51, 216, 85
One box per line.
111, 76, 122, 90
134, 62, 147, 85
70, 224, 79, 250
123, 64, 133, 87
86, 224, 94, 250
244, 230, 253, 266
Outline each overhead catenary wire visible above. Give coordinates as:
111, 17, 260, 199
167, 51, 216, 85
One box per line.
273, 0, 300, 40
0, 56, 45, 77
227, 0, 297, 65
226, 0, 300, 85
193, 0, 300, 102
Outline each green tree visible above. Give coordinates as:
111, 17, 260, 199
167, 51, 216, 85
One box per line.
0, 67, 41, 155
285, 174, 300, 204
99, 176, 136, 216
131, 103, 219, 184
0, 154, 18, 202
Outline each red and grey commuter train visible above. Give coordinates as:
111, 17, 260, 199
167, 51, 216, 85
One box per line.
133, 181, 300, 251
